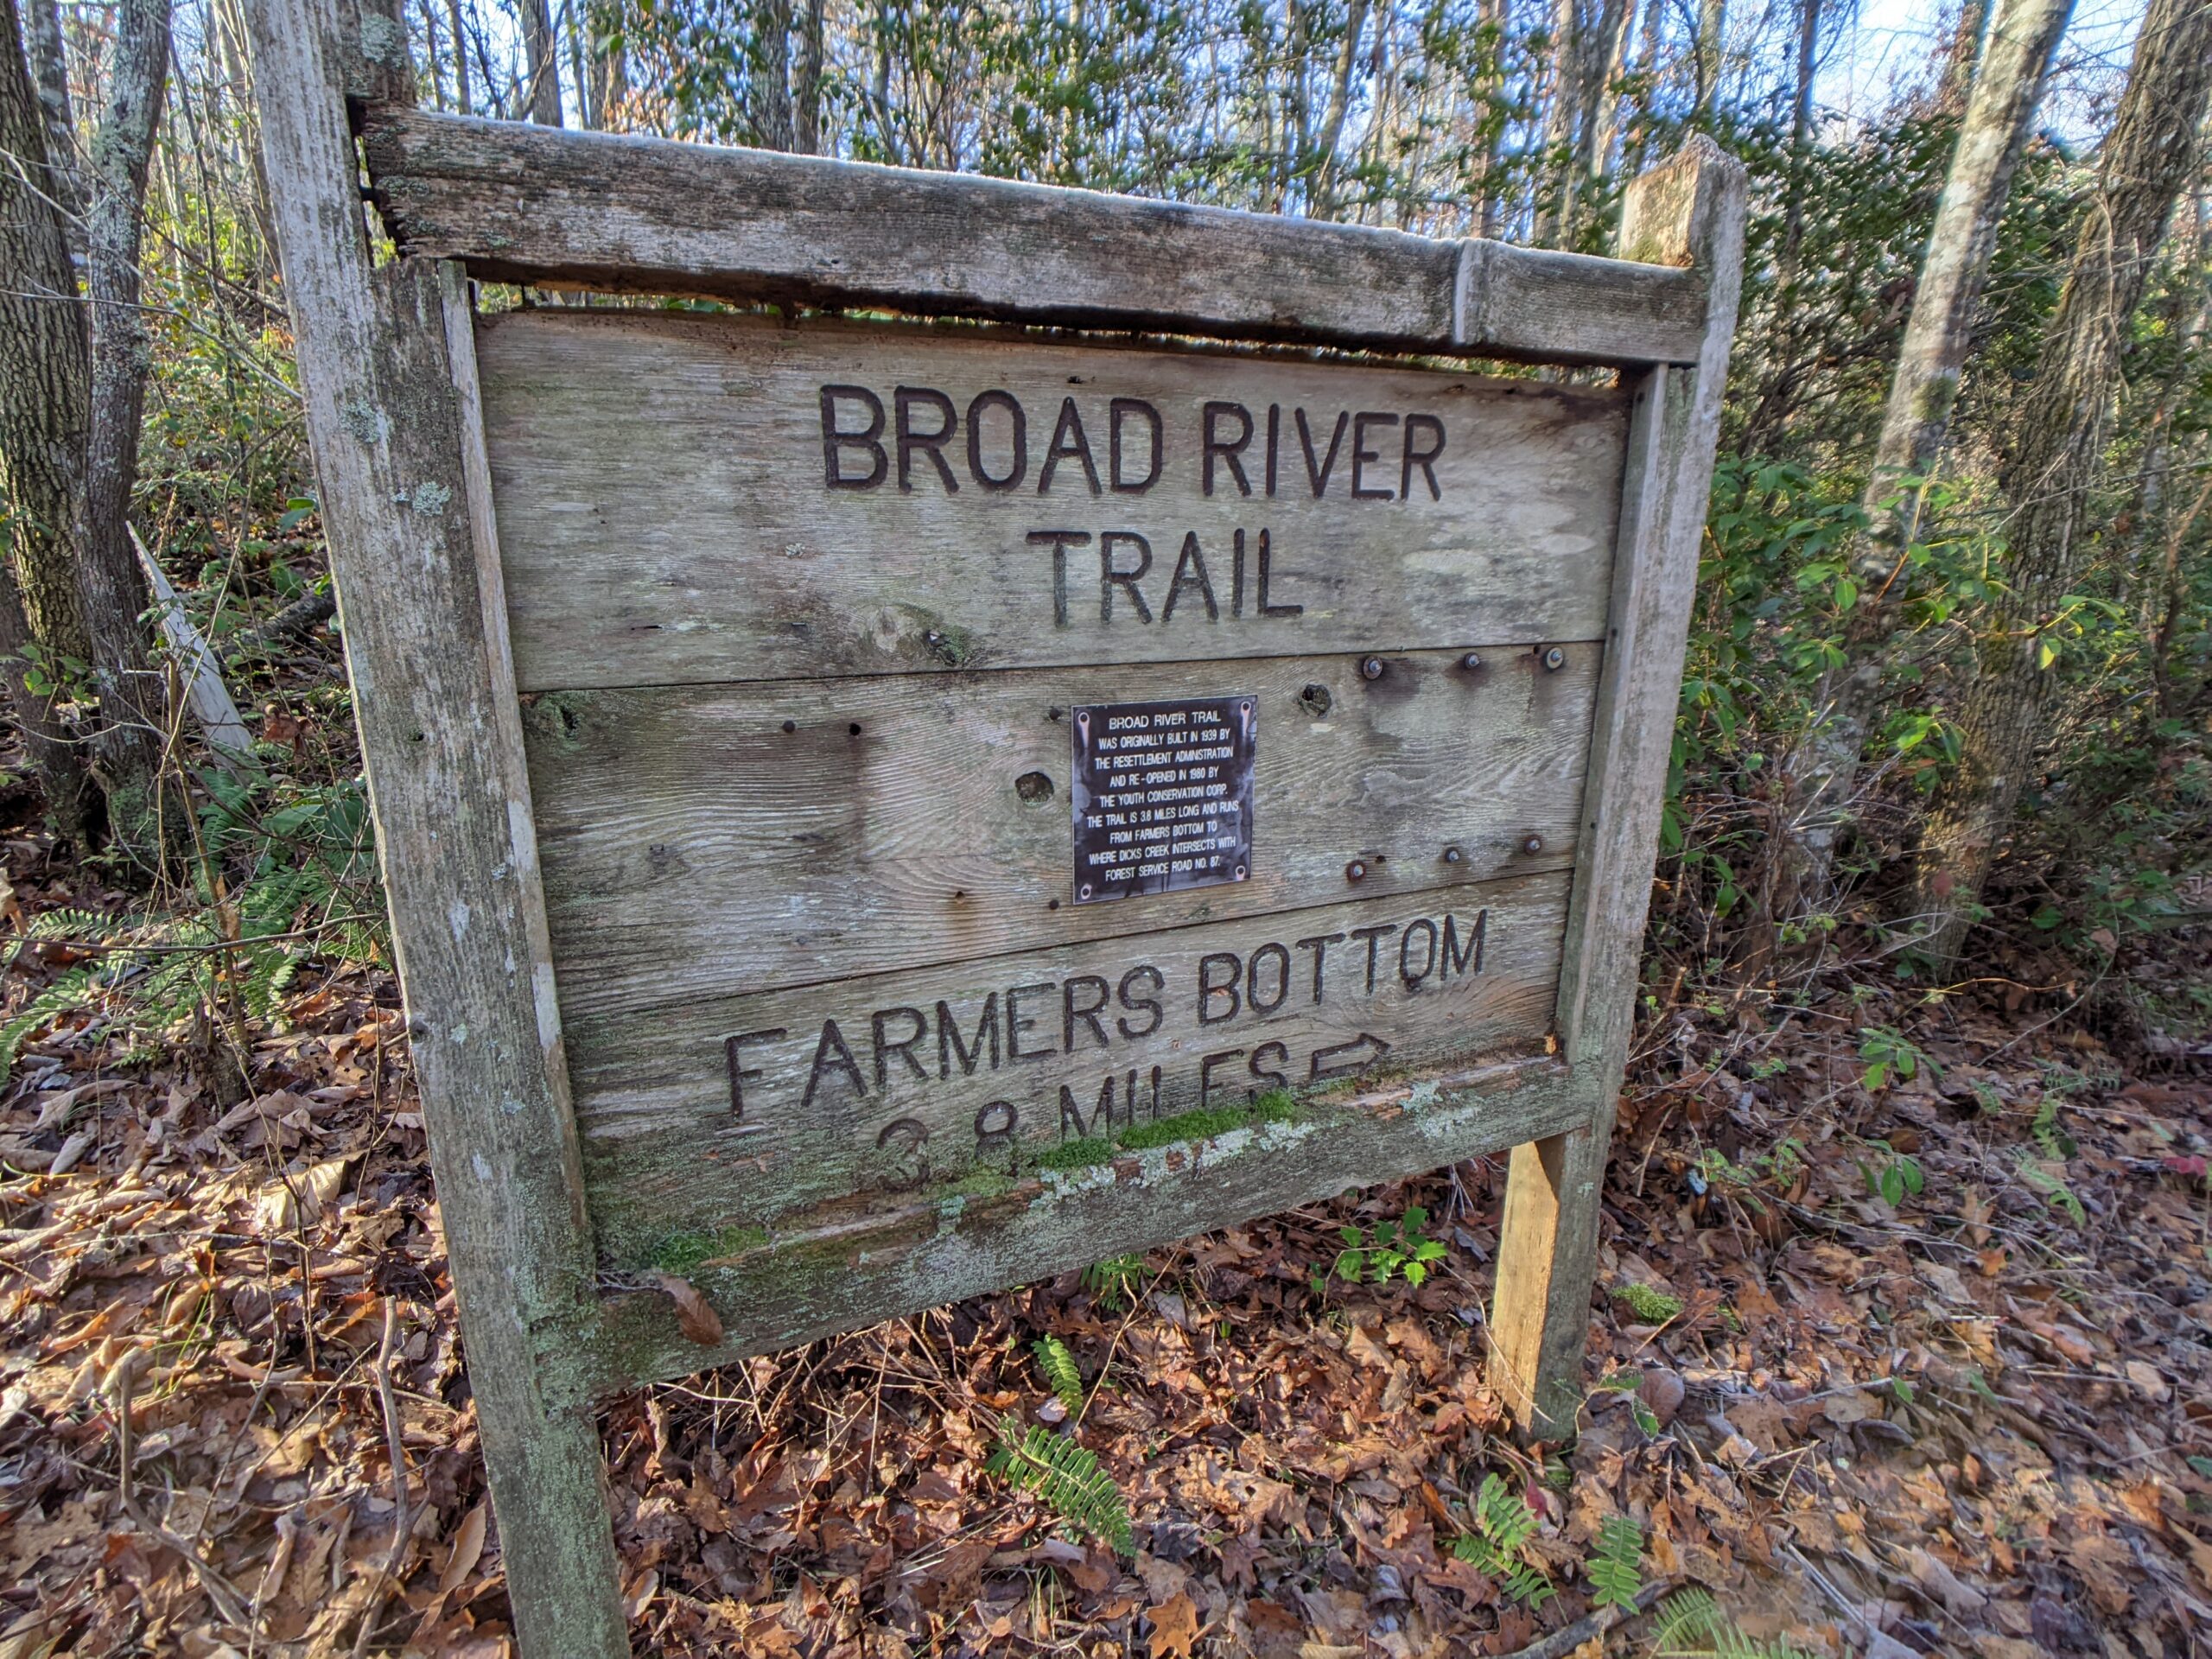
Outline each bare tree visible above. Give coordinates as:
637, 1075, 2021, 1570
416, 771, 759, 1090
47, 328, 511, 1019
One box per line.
1914, 0, 2212, 963
77, 0, 172, 856
0, 0, 96, 841
1775, 0, 2071, 921
520, 0, 563, 124
1694, 0, 1725, 118
792, 0, 823, 153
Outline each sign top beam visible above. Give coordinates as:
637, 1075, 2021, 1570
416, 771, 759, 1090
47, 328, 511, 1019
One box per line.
360, 106, 1713, 366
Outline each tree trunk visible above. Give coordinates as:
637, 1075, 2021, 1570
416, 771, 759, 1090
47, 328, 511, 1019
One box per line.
1307, 0, 1369, 217
22, 0, 82, 248
445, 0, 469, 112
1937, 0, 1993, 115
520, 0, 563, 124
1773, 0, 2071, 925
1694, 0, 1724, 118
1578, 0, 1637, 212
0, 0, 98, 842
1777, 0, 1821, 277
78, 0, 172, 862
753, 0, 793, 149
792, 0, 823, 153
1914, 0, 2212, 963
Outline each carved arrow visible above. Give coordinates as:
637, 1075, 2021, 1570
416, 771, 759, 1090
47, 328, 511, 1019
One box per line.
1308, 1033, 1392, 1082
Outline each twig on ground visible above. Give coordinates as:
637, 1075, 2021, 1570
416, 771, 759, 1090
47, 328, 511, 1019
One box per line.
1495, 1579, 1674, 1659
349, 1297, 411, 1659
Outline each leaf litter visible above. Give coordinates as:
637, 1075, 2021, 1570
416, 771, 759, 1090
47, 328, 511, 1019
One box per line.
3, 836, 2210, 1655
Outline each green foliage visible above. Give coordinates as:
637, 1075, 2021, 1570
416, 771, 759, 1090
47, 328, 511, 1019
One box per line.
1594, 1372, 1663, 1437
1613, 1283, 1684, 1325
1586, 1514, 1645, 1611
1032, 1335, 1086, 1415
1857, 1026, 1937, 1091
1858, 1139, 1926, 1208
1315, 1204, 1447, 1293
2017, 1150, 2088, 1227
0, 769, 381, 1087
1081, 1254, 1146, 1313
988, 1426, 1133, 1554
1451, 1474, 1554, 1609
2031, 1096, 2077, 1160
1649, 1587, 1813, 1658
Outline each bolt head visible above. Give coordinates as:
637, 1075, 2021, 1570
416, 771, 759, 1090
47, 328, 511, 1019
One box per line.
1522, 834, 1545, 855
1461, 652, 1483, 671
1443, 845, 1464, 864
1359, 655, 1385, 681
1541, 646, 1566, 671
1345, 860, 1368, 882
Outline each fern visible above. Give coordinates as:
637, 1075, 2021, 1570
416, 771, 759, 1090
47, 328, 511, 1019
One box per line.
1650, 1588, 1812, 1658
2017, 1150, 2087, 1225
1032, 1335, 1086, 1415
1081, 1254, 1146, 1313
1586, 1514, 1643, 1611
988, 1426, 1133, 1554
1452, 1473, 1554, 1608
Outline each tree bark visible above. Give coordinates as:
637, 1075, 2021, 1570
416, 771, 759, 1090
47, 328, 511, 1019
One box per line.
1307, 0, 1369, 217
792, 0, 823, 153
445, 0, 469, 112
753, 0, 793, 149
78, 0, 172, 861
1694, 0, 1724, 118
1774, 0, 2070, 923
0, 0, 97, 842
1937, 0, 1993, 116
1914, 0, 2212, 963
22, 0, 81, 246
520, 0, 563, 125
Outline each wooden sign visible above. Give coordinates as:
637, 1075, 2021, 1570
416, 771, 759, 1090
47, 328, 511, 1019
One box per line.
243, 1, 1742, 1650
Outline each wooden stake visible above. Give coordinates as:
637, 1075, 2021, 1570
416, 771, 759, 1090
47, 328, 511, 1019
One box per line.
238, 0, 629, 1649
1492, 137, 1746, 1440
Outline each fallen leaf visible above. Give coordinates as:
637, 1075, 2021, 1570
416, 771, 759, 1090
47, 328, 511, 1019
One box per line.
1146, 1592, 1200, 1659
658, 1274, 724, 1346
255, 1157, 349, 1233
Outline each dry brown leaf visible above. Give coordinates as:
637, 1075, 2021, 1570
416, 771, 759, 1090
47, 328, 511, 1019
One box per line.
254, 1156, 349, 1233
658, 1274, 724, 1345
1146, 1592, 1201, 1659
438, 1501, 488, 1594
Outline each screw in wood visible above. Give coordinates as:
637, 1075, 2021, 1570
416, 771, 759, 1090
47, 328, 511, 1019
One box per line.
1461, 652, 1483, 671
1345, 860, 1368, 882
1541, 646, 1566, 671
1522, 834, 1544, 855
1359, 656, 1385, 681
1443, 846, 1465, 864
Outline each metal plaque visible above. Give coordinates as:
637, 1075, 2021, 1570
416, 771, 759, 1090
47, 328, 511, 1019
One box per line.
1070, 694, 1256, 903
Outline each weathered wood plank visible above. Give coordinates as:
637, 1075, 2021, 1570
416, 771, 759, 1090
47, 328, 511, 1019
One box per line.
241, 0, 629, 1647
361, 106, 1711, 365
1492, 138, 1748, 1441
526, 643, 1598, 1015
571, 868, 1568, 1262
583, 1052, 1589, 1392
475, 309, 1630, 690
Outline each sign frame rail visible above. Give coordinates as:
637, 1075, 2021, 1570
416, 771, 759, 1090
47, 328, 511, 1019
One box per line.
241, 0, 1744, 1650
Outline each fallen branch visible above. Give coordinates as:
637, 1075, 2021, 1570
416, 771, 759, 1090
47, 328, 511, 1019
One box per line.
351, 1296, 411, 1659
1495, 1580, 1674, 1659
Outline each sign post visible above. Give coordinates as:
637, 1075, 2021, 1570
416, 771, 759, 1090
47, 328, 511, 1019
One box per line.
243, 0, 1743, 1649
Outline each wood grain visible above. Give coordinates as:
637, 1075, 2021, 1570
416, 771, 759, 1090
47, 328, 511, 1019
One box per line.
526, 643, 1598, 1015
571, 868, 1569, 1262
361, 105, 1712, 365
584, 1053, 1592, 1391
1492, 138, 1748, 1440
474, 309, 1630, 691
242, 0, 628, 1645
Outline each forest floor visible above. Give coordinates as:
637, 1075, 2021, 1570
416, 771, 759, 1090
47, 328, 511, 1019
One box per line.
2, 785, 2210, 1659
